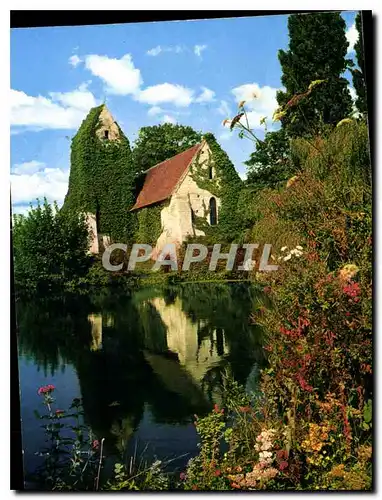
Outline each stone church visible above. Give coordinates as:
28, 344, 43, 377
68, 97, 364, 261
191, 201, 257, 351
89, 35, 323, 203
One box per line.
84, 106, 221, 256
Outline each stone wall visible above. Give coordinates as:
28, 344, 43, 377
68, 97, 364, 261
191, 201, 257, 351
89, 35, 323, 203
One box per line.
95, 105, 121, 142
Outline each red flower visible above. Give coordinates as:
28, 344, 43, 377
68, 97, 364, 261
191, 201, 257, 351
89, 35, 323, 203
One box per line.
179, 472, 186, 481
92, 440, 100, 449
213, 404, 224, 414
239, 406, 251, 413
55, 409, 64, 415
214, 469, 221, 477
276, 449, 288, 461
343, 281, 360, 298
37, 384, 55, 395
263, 286, 271, 294
279, 461, 288, 471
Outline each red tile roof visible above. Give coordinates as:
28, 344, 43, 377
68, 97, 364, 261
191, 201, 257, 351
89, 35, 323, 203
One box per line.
131, 143, 202, 210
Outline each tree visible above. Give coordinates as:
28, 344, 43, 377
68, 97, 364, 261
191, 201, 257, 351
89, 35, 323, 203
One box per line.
63, 105, 137, 242
12, 199, 90, 292
132, 123, 202, 172
351, 12, 368, 115
245, 128, 292, 189
277, 12, 353, 137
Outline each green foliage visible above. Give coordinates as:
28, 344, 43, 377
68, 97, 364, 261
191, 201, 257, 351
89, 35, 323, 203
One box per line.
132, 123, 202, 172
190, 133, 243, 241
12, 199, 91, 292
350, 12, 368, 116
63, 105, 137, 242
277, 13, 353, 137
245, 128, 293, 189
135, 202, 166, 244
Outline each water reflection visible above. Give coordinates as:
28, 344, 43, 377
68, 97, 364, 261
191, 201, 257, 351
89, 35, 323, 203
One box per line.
16, 282, 266, 470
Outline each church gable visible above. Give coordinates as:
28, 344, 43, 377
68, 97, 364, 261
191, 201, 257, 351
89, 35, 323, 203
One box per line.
131, 143, 202, 211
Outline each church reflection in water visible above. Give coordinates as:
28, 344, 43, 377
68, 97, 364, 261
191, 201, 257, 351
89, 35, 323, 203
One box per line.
17, 282, 266, 468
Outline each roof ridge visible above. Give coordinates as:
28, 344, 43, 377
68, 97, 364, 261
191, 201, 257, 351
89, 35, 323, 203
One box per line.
141, 142, 202, 174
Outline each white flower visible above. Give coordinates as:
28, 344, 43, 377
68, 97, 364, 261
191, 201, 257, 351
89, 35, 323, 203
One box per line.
283, 254, 292, 262
290, 249, 298, 255
296, 246, 303, 250
281, 246, 288, 252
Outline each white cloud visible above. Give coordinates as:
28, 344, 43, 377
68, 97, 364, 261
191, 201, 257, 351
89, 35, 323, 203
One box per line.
136, 83, 194, 107
147, 45, 183, 56
195, 86, 215, 103
49, 82, 96, 111
147, 105, 164, 116
194, 44, 207, 57
217, 100, 232, 117
11, 83, 99, 131
231, 83, 280, 130
12, 160, 45, 175
147, 46, 162, 56
69, 54, 82, 67
161, 115, 177, 125
84, 53, 142, 95
346, 22, 358, 53
11, 166, 69, 206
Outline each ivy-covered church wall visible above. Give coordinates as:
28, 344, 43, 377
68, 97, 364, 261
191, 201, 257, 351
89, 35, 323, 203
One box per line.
190, 134, 243, 241
135, 202, 166, 245
62, 104, 138, 243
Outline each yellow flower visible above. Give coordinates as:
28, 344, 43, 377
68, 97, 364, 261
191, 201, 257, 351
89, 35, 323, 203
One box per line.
339, 263, 359, 282
336, 118, 353, 127
286, 175, 299, 188
260, 116, 267, 126
308, 79, 326, 91
272, 109, 287, 122
238, 100, 246, 108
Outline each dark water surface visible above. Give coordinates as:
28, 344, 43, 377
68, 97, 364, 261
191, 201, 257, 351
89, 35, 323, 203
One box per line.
16, 282, 266, 482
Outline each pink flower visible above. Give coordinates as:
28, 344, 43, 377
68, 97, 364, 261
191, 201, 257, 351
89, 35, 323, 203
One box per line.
179, 472, 187, 481
37, 384, 55, 395
279, 461, 288, 471
92, 440, 100, 449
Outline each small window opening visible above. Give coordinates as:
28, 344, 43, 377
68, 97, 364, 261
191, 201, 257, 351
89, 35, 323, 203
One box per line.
209, 197, 217, 226
104, 130, 109, 139
208, 165, 213, 180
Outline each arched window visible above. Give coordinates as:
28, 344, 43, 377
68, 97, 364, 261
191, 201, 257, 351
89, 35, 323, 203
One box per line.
104, 130, 109, 139
209, 197, 217, 226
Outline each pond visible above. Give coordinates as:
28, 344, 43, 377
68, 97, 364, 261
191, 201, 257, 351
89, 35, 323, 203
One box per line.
16, 282, 266, 485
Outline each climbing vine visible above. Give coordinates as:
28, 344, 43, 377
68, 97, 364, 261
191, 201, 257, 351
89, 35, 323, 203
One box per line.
190, 133, 243, 241
135, 202, 167, 245
62, 105, 138, 242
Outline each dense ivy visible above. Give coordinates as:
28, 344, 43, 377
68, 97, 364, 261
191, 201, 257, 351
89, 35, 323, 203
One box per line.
135, 202, 166, 245
62, 105, 138, 242
190, 134, 243, 241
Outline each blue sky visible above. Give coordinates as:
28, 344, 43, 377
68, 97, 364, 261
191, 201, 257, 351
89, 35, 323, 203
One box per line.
11, 11, 358, 214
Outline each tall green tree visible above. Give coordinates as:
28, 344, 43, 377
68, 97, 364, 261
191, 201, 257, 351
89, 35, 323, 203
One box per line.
277, 12, 353, 137
63, 104, 137, 242
351, 12, 368, 115
132, 123, 202, 172
12, 199, 90, 292
245, 128, 292, 189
